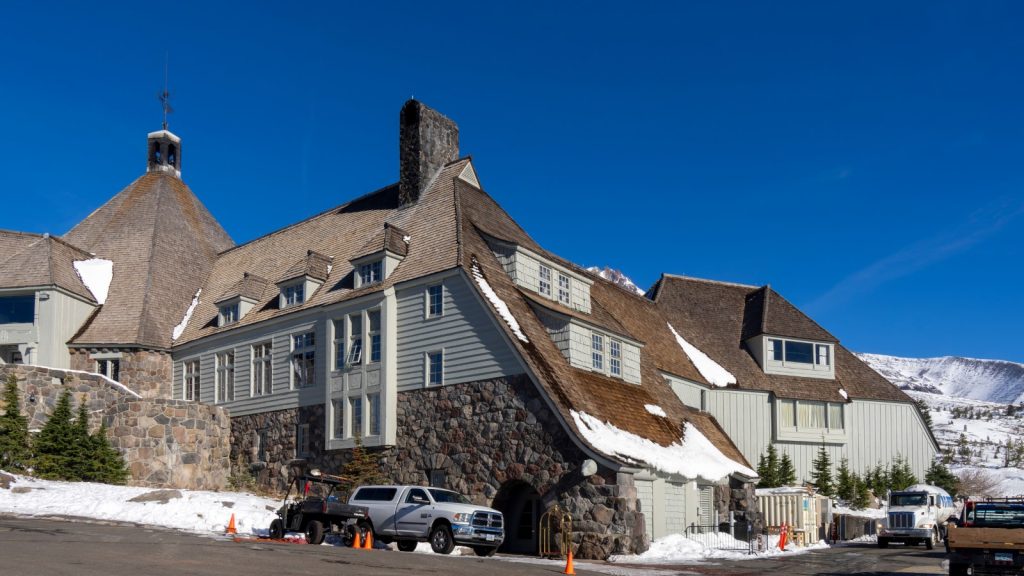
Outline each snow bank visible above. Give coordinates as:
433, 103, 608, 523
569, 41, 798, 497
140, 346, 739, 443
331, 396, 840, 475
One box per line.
73, 258, 113, 304
571, 411, 755, 482
645, 404, 667, 418
609, 532, 827, 563
471, 260, 528, 343
171, 289, 201, 341
667, 323, 735, 387
0, 473, 279, 536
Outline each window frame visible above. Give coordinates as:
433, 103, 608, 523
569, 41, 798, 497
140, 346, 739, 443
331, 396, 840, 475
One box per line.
351, 396, 364, 438
96, 358, 121, 381
764, 337, 834, 376
219, 302, 239, 326
282, 281, 305, 308
358, 260, 383, 287
591, 333, 604, 371
296, 423, 310, 458
215, 350, 235, 403
0, 294, 35, 324
538, 264, 552, 296
557, 273, 571, 306
251, 342, 272, 396
426, 284, 444, 318
291, 331, 316, 389
427, 350, 444, 387
367, 310, 381, 364
183, 359, 200, 401
609, 339, 622, 376
776, 398, 847, 443
368, 393, 381, 437
332, 398, 345, 439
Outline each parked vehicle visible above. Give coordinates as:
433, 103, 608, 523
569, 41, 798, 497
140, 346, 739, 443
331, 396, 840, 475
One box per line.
876, 483, 956, 549
946, 498, 1024, 576
269, 469, 371, 545
349, 485, 504, 556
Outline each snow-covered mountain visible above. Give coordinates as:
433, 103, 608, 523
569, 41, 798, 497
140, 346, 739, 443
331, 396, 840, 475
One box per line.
586, 266, 646, 296
858, 353, 1024, 405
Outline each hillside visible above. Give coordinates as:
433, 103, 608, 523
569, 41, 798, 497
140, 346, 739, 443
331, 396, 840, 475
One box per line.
857, 353, 1024, 404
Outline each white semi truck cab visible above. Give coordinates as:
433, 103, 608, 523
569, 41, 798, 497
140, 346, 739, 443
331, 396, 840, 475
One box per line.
877, 483, 956, 549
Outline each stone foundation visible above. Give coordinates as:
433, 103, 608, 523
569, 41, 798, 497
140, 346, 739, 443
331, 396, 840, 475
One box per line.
69, 348, 172, 398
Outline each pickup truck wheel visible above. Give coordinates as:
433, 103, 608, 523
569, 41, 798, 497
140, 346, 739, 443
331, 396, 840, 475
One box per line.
473, 546, 497, 557
268, 519, 284, 540
397, 540, 417, 552
305, 520, 325, 545
877, 537, 889, 549
429, 524, 456, 554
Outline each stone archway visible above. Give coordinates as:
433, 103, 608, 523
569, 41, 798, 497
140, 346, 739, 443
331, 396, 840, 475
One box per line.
493, 480, 541, 555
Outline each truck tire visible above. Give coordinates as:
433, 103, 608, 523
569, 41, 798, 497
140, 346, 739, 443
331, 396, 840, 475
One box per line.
269, 519, 284, 540
948, 563, 968, 576
305, 520, 325, 545
877, 538, 889, 548
473, 546, 497, 557
397, 540, 417, 552
925, 528, 936, 550
429, 523, 456, 554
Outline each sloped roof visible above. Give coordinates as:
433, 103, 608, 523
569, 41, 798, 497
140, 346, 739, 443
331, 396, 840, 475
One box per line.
0, 230, 96, 302
651, 274, 910, 404
278, 251, 333, 284
64, 171, 234, 349
214, 273, 270, 304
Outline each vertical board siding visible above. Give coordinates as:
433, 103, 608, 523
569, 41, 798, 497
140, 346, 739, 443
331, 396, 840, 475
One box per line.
568, 324, 592, 371
665, 482, 686, 534
395, 274, 521, 390
172, 359, 183, 400
636, 479, 655, 539
622, 342, 641, 384
704, 388, 772, 472
666, 375, 704, 410
199, 353, 216, 404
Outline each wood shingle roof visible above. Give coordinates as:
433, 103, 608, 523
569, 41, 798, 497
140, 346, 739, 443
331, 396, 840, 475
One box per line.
0, 230, 96, 302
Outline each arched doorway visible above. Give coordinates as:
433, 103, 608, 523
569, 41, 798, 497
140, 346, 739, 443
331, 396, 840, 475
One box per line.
493, 480, 540, 555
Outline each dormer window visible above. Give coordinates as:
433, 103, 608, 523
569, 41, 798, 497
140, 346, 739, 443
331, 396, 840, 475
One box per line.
483, 233, 593, 313
751, 335, 835, 379
359, 260, 383, 287
283, 282, 305, 307
538, 264, 552, 296
219, 302, 239, 325
557, 273, 571, 305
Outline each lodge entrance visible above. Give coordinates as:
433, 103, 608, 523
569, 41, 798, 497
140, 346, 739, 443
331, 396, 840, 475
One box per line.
493, 480, 540, 555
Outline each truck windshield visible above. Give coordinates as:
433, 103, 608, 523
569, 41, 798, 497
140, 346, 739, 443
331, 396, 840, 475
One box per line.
966, 504, 1024, 527
890, 493, 928, 507
429, 489, 472, 505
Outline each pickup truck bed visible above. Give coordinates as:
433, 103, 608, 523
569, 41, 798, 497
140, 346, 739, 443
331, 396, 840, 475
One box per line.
946, 499, 1024, 576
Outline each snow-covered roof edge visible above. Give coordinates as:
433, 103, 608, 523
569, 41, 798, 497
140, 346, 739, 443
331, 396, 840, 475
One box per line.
667, 323, 736, 387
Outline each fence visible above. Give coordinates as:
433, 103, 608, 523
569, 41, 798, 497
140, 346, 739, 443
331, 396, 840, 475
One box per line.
684, 519, 758, 554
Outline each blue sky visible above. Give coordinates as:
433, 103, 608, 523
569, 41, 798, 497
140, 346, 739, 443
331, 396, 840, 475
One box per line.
2, 1, 1021, 362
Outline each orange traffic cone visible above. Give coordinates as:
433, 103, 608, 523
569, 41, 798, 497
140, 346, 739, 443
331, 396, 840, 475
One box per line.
362, 529, 373, 550
352, 528, 362, 549
563, 549, 576, 575
778, 522, 787, 551
226, 514, 237, 535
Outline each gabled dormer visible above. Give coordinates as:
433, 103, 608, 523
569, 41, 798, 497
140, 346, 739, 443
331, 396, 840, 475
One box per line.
483, 235, 593, 313
213, 273, 268, 327
742, 286, 837, 379
350, 223, 408, 289
277, 251, 332, 309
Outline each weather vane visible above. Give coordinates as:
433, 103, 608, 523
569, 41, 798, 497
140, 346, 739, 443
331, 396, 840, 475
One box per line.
158, 53, 173, 130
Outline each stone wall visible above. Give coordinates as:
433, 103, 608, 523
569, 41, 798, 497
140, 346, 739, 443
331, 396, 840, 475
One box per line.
230, 374, 648, 559
0, 364, 229, 490
69, 348, 172, 398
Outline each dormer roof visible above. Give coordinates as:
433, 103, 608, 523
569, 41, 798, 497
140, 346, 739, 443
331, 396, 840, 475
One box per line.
352, 222, 410, 262
214, 273, 270, 305
0, 230, 96, 303
741, 285, 837, 342
278, 251, 333, 284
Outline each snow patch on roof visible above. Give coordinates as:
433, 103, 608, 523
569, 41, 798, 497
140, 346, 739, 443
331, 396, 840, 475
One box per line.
571, 410, 756, 482
667, 323, 736, 387
72, 258, 113, 304
471, 260, 528, 343
171, 289, 201, 341
839, 388, 849, 400
645, 404, 667, 418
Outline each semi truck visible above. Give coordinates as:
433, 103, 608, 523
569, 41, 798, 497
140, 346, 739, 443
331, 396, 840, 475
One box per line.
876, 483, 956, 549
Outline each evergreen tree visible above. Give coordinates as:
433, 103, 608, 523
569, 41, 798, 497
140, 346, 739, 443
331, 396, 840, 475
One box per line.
339, 432, 383, 494
889, 454, 918, 490
835, 458, 855, 501
851, 474, 872, 510
924, 460, 959, 497
88, 422, 128, 484
0, 373, 31, 471
67, 397, 92, 481
33, 390, 76, 479
914, 398, 933, 431
778, 453, 797, 486
756, 444, 780, 488
810, 444, 834, 496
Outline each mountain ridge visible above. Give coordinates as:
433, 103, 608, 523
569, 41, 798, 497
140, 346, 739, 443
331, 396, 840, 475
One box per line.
857, 352, 1024, 405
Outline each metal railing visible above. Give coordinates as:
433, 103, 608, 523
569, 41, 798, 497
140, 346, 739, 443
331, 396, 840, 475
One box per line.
684, 521, 757, 554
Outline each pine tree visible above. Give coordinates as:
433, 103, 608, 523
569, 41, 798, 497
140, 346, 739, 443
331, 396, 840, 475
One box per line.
835, 458, 855, 501
88, 421, 128, 484
339, 432, 383, 494
889, 454, 918, 491
0, 373, 31, 471
67, 397, 92, 481
756, 444, 780, 488
810, 444, 834, 496
851, 474, 872, 510
914, 398, 933, 431
33, 389, 76, 479
924, 460, 959, 496
778, 453, 797, 486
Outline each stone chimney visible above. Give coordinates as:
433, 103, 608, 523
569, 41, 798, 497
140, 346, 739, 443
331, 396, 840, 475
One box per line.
147, 130, 182, 178
399, 100, 459, 207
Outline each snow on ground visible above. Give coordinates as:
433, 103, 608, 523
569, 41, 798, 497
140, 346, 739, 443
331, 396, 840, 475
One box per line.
667, 323, 736, 387
73, 258, 113, 304
610, 532, 827, 564
171, 289, 201, 341
471, 260, 528, 343
571, 411, 756, 482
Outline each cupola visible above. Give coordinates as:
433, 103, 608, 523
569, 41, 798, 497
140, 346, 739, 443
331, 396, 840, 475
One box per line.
147, 130, 182, 177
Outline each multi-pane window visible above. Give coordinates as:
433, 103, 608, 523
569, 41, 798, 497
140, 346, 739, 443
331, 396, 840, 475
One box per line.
368, 310, 381, 363
283, 283, 304, 307
351, 396, 364, 438
332, 399, 345, 439
778, 399, 844, 431
359, 260, 383, 286
558, 274, 571, 305
368, 393, 381, 436
427, 284, 443, 318
333, 319, 346, 370
767, 338, 832, 370
251, 342, 272, 396
257, 429, 268, 462
296, 423, 310, 458
609, 339, 622, 376
828, 403, 844, 430
347, 314, 363, 365
538, 265, 552, 296
215, 351, 234, 403
184, 359, 200, 401
592, 333, 604, 370
96, 358, 120, 381
816, 344, 831, 367
428, 351, 443, 386
291, 332, 316, 389
220, 303, 239, 325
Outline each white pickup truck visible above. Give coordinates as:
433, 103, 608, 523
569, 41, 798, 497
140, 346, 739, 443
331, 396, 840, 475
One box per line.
349, 485, 505, 556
